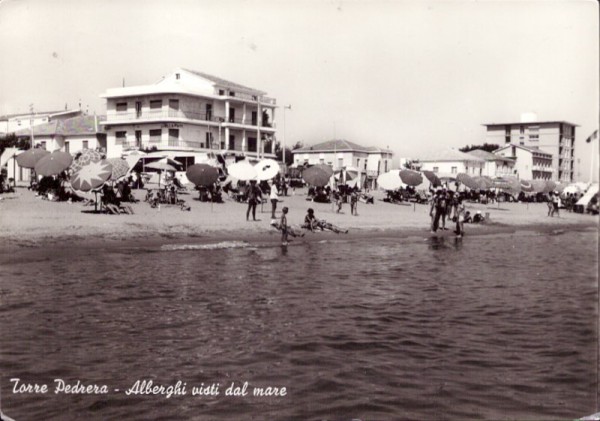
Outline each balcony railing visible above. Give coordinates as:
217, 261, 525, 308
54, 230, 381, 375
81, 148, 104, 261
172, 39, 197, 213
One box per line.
219, 91, 277, 105
107, 109, 274, 128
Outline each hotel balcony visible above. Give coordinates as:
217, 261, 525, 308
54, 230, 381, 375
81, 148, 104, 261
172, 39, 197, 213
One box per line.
532, 165, 553, 172
104, 109, 276, 131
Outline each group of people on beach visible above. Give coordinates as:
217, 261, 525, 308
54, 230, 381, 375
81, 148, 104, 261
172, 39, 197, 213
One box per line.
429, 188, 485, 237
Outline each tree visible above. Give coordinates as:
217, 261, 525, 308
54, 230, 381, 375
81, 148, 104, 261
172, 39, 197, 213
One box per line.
459, 143, 499, 153
0, 133, 29, 158
273, 141, 294, 166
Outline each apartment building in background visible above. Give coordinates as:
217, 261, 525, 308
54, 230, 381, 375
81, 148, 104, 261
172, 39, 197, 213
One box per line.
483, 114, 577, 182
100, 68, 277, 166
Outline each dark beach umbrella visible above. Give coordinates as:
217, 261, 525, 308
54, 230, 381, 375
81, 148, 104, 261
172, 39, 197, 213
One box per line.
312, 164, 334, 177
456, 173, 479, 190
186, 164, 220, 187
34, 151, 73, 176
473, 176, 493, 190
302, 165, 332, 187
544, 180, 558, 193
399, 169, 423, 186
519, 180, 534, 193
531, 179, 548, 193
15, 148, 50, 169
422, 170, 441, 187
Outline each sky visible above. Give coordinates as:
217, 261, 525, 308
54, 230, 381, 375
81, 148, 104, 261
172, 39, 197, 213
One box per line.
0, 0, 598, 181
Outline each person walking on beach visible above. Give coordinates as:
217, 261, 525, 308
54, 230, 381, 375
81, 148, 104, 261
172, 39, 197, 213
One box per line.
280, 206, 289, 246
430, 190, 445, 233
552, 191, 560, 217
350, 189, 358, 216
269, 180, 279, 219
246, 180, 262, 221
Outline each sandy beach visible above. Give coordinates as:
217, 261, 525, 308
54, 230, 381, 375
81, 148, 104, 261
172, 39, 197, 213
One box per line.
0, 186, 597, 247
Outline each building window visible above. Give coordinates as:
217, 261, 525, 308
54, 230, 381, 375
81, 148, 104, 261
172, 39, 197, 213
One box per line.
529, 126, 539, 141
229, 91, 235, 97
229, 135, 235, 150
175, 73, 180, 80
17, 120, 21, 126
364, 160, 367, 170
218, 89, 225, 95
116, 102, 127, 112
149, 100, 162, 109
168, 129, 179, 147
505, 125, 511, 143
82, 140, 88, 149
169, 99, 179, 111
149, 129, 161, 143
64, 142, 69, 153
451, 166, 457, 174
248, 137, 257, 152
338, 158, 343, 168
206, 132, 214, 148
519, 125, 524, 135
320, 158, 325, 164
135, 130, 142, 147
432, 166, 439, 173
116, 131, 127, 143
384, 160, 388, 172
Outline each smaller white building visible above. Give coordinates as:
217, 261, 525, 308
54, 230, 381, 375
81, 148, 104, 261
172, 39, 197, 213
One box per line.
494, 144, 553, 180
417, 148, 485, 177
467, 149, 516, 177
292, 139, 393, 187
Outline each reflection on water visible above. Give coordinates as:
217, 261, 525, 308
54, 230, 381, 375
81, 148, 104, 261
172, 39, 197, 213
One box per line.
0, 229, 597, 420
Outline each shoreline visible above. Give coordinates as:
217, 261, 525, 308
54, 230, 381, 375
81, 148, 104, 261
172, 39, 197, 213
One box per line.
0, 187, 597, 251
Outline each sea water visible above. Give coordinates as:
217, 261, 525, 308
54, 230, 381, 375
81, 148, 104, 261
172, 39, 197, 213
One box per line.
0, 228, 597, 420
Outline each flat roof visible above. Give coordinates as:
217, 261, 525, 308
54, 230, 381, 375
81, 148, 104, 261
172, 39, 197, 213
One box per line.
482, 120, 579, 127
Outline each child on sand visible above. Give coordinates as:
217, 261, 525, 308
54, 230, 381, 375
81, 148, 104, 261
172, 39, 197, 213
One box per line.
301, 208, 348, 234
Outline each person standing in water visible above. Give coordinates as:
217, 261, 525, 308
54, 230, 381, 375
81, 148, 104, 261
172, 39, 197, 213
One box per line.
280, 206, 289, 245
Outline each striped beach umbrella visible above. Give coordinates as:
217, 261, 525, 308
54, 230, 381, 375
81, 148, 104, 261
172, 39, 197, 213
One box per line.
107, 158, 130, 181
456, 173, 479, 190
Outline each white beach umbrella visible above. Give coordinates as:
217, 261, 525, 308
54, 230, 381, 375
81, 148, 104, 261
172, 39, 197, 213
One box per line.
255, 159, 280, 181
377, 170, 403, 191
228, 160, 258, 181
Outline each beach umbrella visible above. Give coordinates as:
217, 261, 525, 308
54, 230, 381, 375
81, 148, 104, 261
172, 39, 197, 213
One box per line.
124, 150, 146, 170
562, 184, 582, 194
377, 170, 403, 190
228, 160, 258, 181
311, 164, 334, 177
71, 160, 113, 192
145, 160, 177, 172
107, 158, 130, 181
70, 148, 103, 172
519, 180, 534, 193
422, 170, 441, 187
255, 159, 280, 181
399, 169, 423, 186
34, 151, 73, 176
456, 173, 479, 190
530, 179, 548, 193
186, 163, 220, 186
544, 180, 557, 193
15, 148, 50, 169
473, 176, 493, 190
302, 165, 332, 187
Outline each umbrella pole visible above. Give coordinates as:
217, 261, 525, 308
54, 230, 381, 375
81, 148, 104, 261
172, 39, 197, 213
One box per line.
94, 191, 98, 212
413, 202, 416, 212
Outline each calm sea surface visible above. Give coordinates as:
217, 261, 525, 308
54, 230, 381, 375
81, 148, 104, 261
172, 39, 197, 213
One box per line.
0, 228, 598, 420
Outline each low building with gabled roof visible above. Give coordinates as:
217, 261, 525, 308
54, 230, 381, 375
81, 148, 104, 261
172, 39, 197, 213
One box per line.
291, 139, 394, 187
493, 144, 553, 180
416, 148, 486, 177
466, 149, 515, 178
